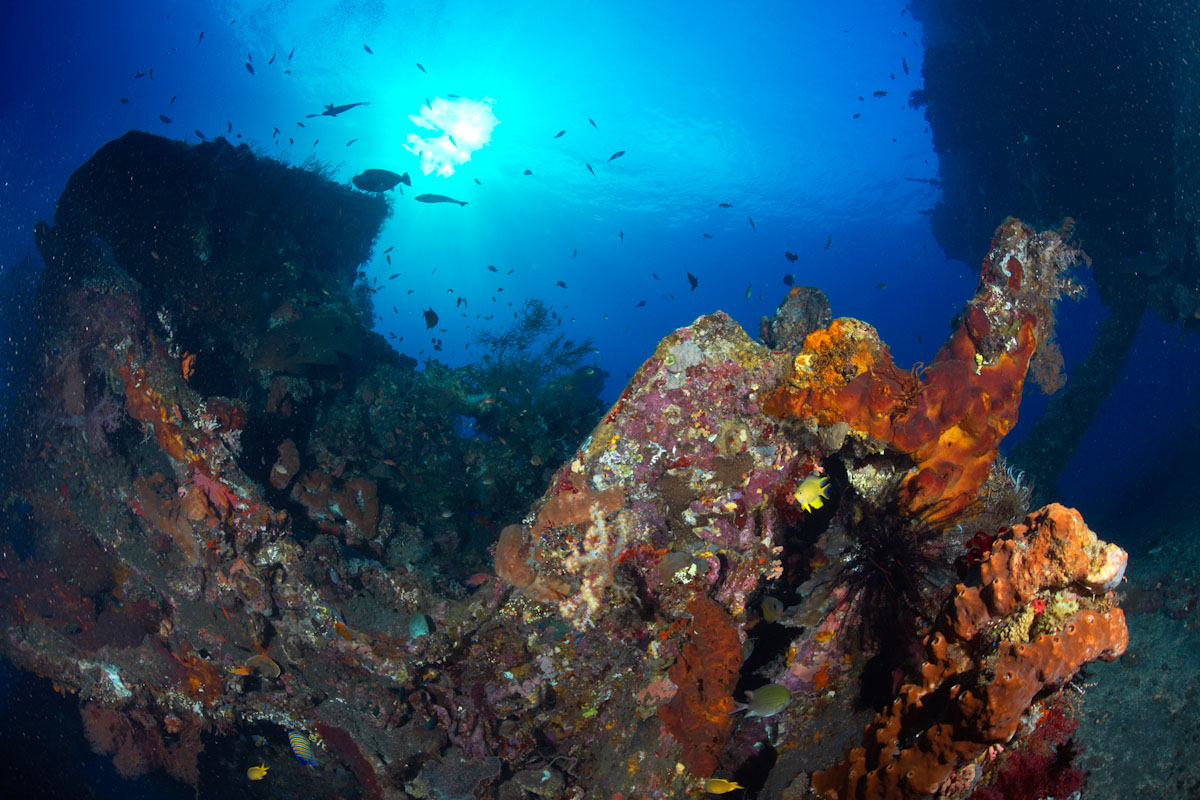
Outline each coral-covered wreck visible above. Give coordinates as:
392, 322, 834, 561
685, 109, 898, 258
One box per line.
0, 131, 1126, 799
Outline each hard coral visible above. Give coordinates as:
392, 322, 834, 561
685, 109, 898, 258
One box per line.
812, 504, 1127, 800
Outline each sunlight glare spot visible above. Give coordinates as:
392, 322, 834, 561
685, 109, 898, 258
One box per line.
404, 96, 499, 177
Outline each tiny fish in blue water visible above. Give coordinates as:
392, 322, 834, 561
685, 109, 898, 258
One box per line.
785, 251, 798, 263
748, 217, 756, 232
288, 46, 296, 60
416, 62, 426, 73
194, 129, 206, 140
687, 272, 698, 291
197, 31, 204, 45
718, 202, 731, 207
825, 233, 833, 249
607, 150, 625, 162
702, 233, 712, 239
415, 193, 467, 206
364, 44, 373, 54
588, 118, 598, 129
554, 130, 565, 138
245, 61, 254, 75
586, 163, 595, 177
159, 114, 172, 123
423, 308, 438, 328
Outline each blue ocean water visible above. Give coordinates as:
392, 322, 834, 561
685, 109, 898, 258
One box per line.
2, 1, 1199, 797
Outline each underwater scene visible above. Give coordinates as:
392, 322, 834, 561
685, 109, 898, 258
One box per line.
2, 0, 1200, 798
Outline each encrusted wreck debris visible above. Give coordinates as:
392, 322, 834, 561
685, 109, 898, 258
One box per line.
0, 132, 1126, 799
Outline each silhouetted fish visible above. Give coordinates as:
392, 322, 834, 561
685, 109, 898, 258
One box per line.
423, 308, 438, 328
269, 51, 276, 65
306, 101, 370, 118
352, 169, 410, 192
288, 46, 296, 60
902, 57, 909, 75
785, 251, 798, 263
523, 169, 533, 175
853, 113, 862, 119
873, 90, 887, 97
586, 163, 595, 177
474, 178, 482, 185
719, 202, 731, 208
388, 273, 399, 280
825, 234, 833, 249
556, 281, 567, 288
748, 216, 756, 232
227, 121, 233, 132
588, 118, 598, 129
169, 95, 176, 107
572, 249, 577, 257
134, 71, 146, 78
384, 246, 394, 253
784, 274, 794, 285
197, 31, 204, 45
346, 138, 357, 146
195, 129, 206, 139
607, 150, 625, 162
416, 63, 427, 73
554, 130, 565, 138
119, 97, 130, 104
149, 68, 154, 80
619, 231, 623, 242
487, 265, 498, 272
636, 300, 646, 307
415, 194, 467, 206
273, 126, 280, 136
245, 61, 254, 75
364, 44, 373, 54
702, 233, 712, 239
159, 114, 172, 123
687, 272, 698, 291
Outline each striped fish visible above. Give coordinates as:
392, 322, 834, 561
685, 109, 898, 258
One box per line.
287, 730, 317, 766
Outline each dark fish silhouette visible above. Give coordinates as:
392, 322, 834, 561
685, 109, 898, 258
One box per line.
572, 249, 577, 257
785, 251, 798, 263
718, 202, 731, 208
159, 114, 172, 123
273, 126, 280, 136
296, 121, 304, 127
194, 129, 206, 140
554, 130, 565, 138
386, 255, 391, 264
388, 273, 399, 280
416, 62, 427, 73
227, 121, 232, 132
636, 300, 646, 307
586, 163, 595, 177
268, 51, 276, 65
523, 169, 533, 175
748, 216, 756, 232
588, 118, 598, 129
169, 95, 176, 107
423, 308, 438, 328
289, 138, 293, 144
247, 52, 252, 62
873, 90, 887, 97
853, 113, 862, 119
352, 169, 410, 192
119, 97, 130, 104
346, 138, 357, 146
825, 234, 833, 249
306, 101, 370, 118
556, 281, 567, 288
245, 61, 255, 75
687, 272, 698, 291
619, 231, 623, 243
134, 71, 146, 78
474, 178, 482, 185
702, 233, 712, 239
384, 246, 394, 253
364, 44, 373, 54
784, 274, 794, 285
149, 68, 154, 80
607, 150, 625, 162
415, 193, 467, 206
487, 265, 497, 272
197, 31, 204, 45
288, 46, 296, 60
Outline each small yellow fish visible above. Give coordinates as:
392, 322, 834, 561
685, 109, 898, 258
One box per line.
794, 474, 830, 513
735, 683, 792, 718
247, 763, 269, 780
705, 778, 744, 793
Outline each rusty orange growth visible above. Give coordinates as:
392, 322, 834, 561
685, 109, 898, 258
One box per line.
765, 219, 1065, 527
117, 363, 189, 464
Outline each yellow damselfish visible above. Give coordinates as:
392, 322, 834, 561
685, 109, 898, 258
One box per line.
246, 763, 269, 780
794, 474, 830, 513
705, 778, 744, 793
